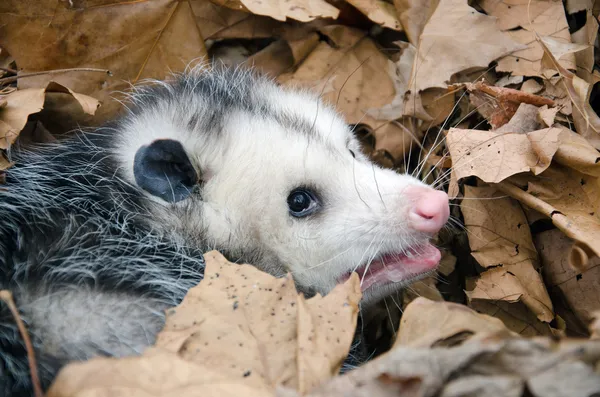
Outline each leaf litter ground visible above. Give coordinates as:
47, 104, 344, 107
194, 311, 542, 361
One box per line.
0, 0, 600, 396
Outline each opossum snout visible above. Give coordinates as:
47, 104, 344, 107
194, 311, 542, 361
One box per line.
405, 186, 450, 234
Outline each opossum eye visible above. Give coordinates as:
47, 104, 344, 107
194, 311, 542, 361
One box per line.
287, 188, 319, 217
133, 139, 198, 203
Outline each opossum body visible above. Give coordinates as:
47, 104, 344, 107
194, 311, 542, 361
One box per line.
0, 66, 449, 395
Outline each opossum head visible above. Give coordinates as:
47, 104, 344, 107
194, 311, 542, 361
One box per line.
116, 67, 449, 307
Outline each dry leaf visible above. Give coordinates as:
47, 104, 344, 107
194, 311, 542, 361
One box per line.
0, 0, 207, 122
346, 0, 401, 30
495, 103, 544, 133
521, 79, 544, 94
461, 186, 554, 324
248, 34, 320, 78
538, 105, 559, 127
280, 26, 414, 161
217, 0, 339, 22
395, 297, 513, 348
464, 81, 555, 129
446, 127, 562, 183
540, 36, 590, 76
566, 0, 595, 13
570, 9, 598, 74
0, 82, 99, 149
535, 229, 600, 328
366, 42, 415, 121
553, 126, 600, 176
191, 0, 278, 40
47, 251, 361, 396
409, 0, 524, 92
401, 276, 443, 310
496, 75, 524, 87
305, 334, 600, 397
297, 277, 361, 393
482, 0, 575, 78
468, 300, 557, 336
591, 311, 600, 339
539, 38, 600, 145
393, 0, 440, 46
497, 166, 600, 259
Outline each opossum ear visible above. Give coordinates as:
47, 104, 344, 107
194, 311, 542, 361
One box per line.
133, 139, 198, 203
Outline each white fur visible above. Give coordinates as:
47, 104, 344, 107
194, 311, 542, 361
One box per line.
115, 67, 432, 306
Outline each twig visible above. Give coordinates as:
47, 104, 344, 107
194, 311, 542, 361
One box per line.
0, 290, 44, 397
0, 67, 111, 85
0, 67, 18, 75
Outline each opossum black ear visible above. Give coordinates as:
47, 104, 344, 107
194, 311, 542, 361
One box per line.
133, 139, 198, 203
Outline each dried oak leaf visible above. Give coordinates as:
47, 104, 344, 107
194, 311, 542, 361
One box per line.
446, 127, 562, 183
498, 163, 600, 257
591, 311, 600, 339
538, 38, 600, 148
304, 331, 600, 397
345, 0, 401, 30
409, 0, 524, 93
48, 251, 361, 396
280, 26, 416, 161
248, 34, 320, 78
393, 0, 440, 46
211, 0, 339, 22
535, 229, 600, 328
0, 82, 99, 149
0, 0, 207, 122
570, 9, 598, 74
394, 297, 513, 348
464, 81, 555, 129
481, 0, 575, 78
460, 185, 555, 325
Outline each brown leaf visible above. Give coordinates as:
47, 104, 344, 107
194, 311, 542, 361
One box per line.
540, 36, 590, 76
306, 335, 600, 397
0, 0, 207, 122
345, 0, 401, 30
280, 26, 415, 161
446, 127, 562, 183
365, 42, 415, 122
468, 300, 557, 336
401, 276, 443, 310
482, 0, 575, 78
0, 88, 44, 149
539, 37, 600, 145
249, 34, 320, 78
494, 103, 544, 134
394, 298, 513, 348
461, 186, 554, 324
297, 275, 361, 393
591, 311, 600, 339
538, 105, 559, 127
393, 0, 440, 46
48, 251, 361, 396
535, 229, 600, 329
465, 81, 555, 129
216, 0, 339, 22
570, 9, 598, 74
498, 164, 600, 258
0, 82, 99, 149
409, 0, 524, 92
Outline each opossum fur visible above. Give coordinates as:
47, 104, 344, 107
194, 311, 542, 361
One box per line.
0, 66, 448, 395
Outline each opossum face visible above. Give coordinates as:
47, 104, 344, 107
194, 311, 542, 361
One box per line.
121, 69, 449, 307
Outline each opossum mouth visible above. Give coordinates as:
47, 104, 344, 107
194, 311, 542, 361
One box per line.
339, 243, 441, 292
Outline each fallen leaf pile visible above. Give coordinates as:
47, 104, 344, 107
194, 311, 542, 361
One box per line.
1, 0, 600, 396
46, 251, 362, 397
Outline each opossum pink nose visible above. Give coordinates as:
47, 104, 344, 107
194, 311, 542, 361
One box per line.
407, 187, 450, 234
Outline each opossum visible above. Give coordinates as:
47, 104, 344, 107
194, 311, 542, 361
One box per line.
0, 66, 449, 396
